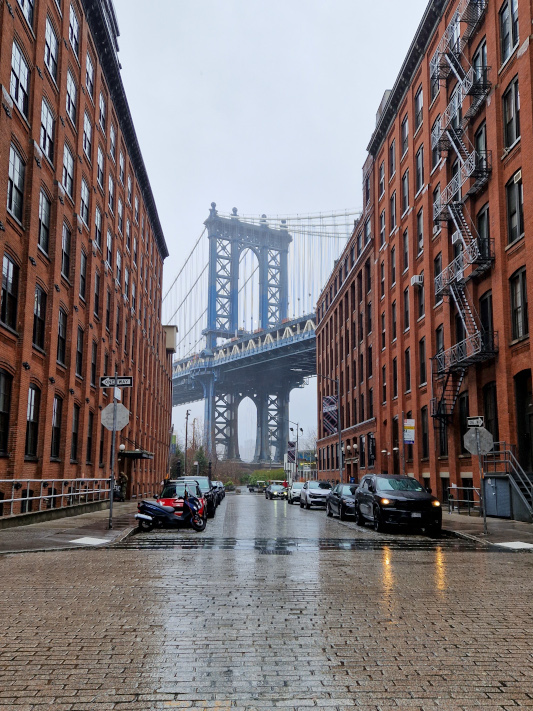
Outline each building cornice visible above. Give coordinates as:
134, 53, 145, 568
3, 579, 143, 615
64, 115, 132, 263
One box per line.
81, 0, 169, 260
367, 0, 448, 157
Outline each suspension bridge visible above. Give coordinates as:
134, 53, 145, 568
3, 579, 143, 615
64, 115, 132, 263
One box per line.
163, 202, 358, 462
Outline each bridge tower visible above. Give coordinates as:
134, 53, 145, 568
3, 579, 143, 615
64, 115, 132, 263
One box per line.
201, 203, 294, 462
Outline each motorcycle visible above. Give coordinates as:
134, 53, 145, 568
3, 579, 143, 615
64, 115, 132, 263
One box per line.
135, 492, 207, 532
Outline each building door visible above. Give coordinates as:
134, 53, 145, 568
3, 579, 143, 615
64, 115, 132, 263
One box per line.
392, 417, 400, 475
514, 370, 533, 472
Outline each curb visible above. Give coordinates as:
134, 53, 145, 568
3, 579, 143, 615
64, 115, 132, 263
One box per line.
445, 528, 493, 546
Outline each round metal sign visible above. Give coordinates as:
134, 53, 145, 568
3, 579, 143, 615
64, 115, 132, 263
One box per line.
101, 403, 130, 431
463, 426, 494, 456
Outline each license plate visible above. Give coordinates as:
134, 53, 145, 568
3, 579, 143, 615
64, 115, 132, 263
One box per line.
411, 512, 422, 518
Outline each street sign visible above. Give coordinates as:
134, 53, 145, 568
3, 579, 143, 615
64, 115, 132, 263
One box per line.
99, 376, 133, 388
403, 418, 415, 444
101, 403, 130, 431
464, 426, 493, 456
114, 386, 121, 401
467, 416, 484, 428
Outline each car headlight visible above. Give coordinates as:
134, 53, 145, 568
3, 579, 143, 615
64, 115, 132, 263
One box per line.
380, 498, 391, 505
432, 500, 441, 507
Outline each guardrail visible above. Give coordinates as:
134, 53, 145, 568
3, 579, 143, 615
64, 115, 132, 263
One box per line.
0, 478, 112, 517
447, 486, 481, 515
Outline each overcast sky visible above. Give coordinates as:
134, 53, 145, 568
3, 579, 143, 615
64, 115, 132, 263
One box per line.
114, 0, 429, 458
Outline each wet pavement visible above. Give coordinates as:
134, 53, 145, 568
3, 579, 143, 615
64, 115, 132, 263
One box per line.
2, 490, 533, 709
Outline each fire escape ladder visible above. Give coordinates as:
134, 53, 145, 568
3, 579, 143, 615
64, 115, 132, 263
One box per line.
431, 367, 466, 422
450, 282, 478, 338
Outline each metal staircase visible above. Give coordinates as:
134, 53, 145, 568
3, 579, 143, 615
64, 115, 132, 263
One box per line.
484, 444, 533, 519
430, 0, 497, 424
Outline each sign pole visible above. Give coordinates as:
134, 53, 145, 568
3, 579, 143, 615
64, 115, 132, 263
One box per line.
476, 427, 488, 535
337, 380, 343, 484
108, 368, 118, 530
401, 411, 406, 477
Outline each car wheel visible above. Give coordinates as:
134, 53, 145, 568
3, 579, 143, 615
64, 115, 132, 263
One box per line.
373, 506, 385, 533
339, 505, 347, 521
305, 500, 311, 509
326, 503, 333, 517
355, 505, 365, 526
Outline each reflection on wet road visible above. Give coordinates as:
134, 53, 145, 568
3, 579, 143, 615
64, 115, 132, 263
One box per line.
2, 489, 533, 710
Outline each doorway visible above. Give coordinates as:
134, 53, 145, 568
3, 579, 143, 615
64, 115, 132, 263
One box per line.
392, 417, 400, 475
514, 370, 533, 472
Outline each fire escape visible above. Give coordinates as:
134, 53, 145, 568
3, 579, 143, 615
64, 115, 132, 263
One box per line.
429, 0, 497, 424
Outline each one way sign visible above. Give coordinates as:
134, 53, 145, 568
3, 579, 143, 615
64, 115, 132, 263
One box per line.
99, 376, 133, 388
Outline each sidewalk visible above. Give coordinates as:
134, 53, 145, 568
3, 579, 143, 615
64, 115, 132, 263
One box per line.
443, 510, 533, 548
0, 501, 138, 555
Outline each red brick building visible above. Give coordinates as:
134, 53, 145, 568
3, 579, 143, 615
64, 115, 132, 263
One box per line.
317, 0, 533, 510
0, 0, 173, 514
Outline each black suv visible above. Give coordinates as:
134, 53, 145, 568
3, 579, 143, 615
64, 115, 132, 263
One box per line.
174, 476, 217, 518
354, 474, 442, 535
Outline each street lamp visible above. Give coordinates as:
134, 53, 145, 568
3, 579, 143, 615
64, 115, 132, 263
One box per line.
184, 409, 191, 476
290, 423, 304, 481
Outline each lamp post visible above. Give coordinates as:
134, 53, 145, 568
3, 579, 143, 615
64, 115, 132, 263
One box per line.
289, 422, 304, 483
184, 409, 191, 476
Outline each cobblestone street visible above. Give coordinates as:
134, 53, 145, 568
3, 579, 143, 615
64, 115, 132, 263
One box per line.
2, 490, 533, 710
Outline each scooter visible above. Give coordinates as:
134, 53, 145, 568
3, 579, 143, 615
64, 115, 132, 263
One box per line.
135, 492, 207, 532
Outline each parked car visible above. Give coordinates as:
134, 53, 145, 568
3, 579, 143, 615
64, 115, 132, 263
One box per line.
212, 481, 225, 503
249, 480, 267, 493
354, 474, 442, 535
174, 476, 217, 518
326, 483, 357, 520
157, 479, 206, 517
300, 480, 332, 509
287, 481, 304, 504
265, 484, 287, 500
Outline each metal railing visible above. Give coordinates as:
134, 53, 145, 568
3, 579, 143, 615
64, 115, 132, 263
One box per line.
447, 486, 482, 515
0, 478, 112, 518
433, 331, 497, 374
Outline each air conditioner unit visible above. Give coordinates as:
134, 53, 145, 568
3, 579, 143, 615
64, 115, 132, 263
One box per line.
514, 170, 522, 184
451, 231, 461, 245
411, 274, 424, 287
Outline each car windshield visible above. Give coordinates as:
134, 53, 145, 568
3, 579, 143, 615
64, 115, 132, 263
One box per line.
309, 481, 331, 490
340, 485, 357, 495
271, 485, 284, 491
291, 483, 303, 489
376, 477, 425, 492
160, 483, 194, 498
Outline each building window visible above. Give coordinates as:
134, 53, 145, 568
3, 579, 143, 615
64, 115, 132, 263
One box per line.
124, 267, 129, 298
380, 261, 385, 298
108, 175, 114, 213
382, 365, 386, 403
506, 171, 524, 244
131, 281, 136, 311
80, 251, 87, 300
94, 271, 100, 316
110, 125, 116, 161
50, 395, 62, 459
390, 192, 396, 231
85, 51, 95, 96
403, 287, 410, 330
94, 208, 102, 249
391, 246, 396, 285
116, 305, 120, 342
66, 70, 77, 125
80, 180, 90, 225
25, 385, 40, 458
401, 170, 409, 214
402, 229, 409, 271
401, 115, 408, 156
389, 139, 396, 177
71, 403, 80, 461
99, 93, 106, 131
1, 254, 19, 331
134, 196, 139, 223
417, 208, 424, 254
10, 41, 29, 117
477, 203, 490, 260
40, 100, 55, 163
500, 0, 519, 64
62, 145, 74, 198
119, 152, 125, 183
392, 357, 398, 398
415, 145, 424, 193
391, 300, 397, 340
126, 220, 131, 252
91, 341, 97, 386
366, 301, 372, 334
69, 4, 80, 55
116, 250, 122, 285
379, 210, 386, 247
421, 406, 429, 458
503, 76, 520, 148
106, 290, 111, 330
7, 145, 25, 221
38, 191, 50, 254
32, 286, 46, 350
414, 86, 423, 130
404, 348, 411, 392
483, 381, 499, 443
44, 17, 59, 80
127, 175, 132, 204
118, 199, 123, 233
458, 392, 470, 454
133, 237, 138, 266
106, 230, 113, 267
431, 116, 440, 169
510, 267, 528, 339
57, 308, 67, 364
97, 146, 104, 188
86, 410, 94, 463
76, 327, 84, 377
83, 113, 92, 159
61, 223, 71, 279
419, 337, 427, 385
378, 161, 385, 197
436, 324, 444, 355
418, 272, 425, 319
17, 0, 34, 25
381, 312, 386, 349
434, 253, 442, 304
